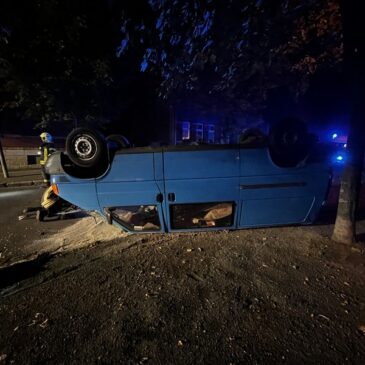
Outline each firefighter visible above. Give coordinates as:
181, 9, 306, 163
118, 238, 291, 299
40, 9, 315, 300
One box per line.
39, 132, 55, 186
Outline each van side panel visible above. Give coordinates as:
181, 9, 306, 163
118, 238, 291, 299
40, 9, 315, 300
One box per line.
163, 149, 239, 180
163, 149, 240, 230
51, 175, 99, 211
95, 152, 166, 232
239, 148, 331, 227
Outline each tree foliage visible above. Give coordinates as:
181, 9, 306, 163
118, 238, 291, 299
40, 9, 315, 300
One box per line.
0, 0, 124, 129
118, 0, 342, 114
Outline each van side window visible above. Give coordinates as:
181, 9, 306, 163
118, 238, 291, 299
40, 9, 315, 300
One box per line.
112, 205, 161, 231
170, 202, 234, 229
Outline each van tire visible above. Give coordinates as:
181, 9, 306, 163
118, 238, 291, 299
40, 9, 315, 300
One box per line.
66, 128, 107, 168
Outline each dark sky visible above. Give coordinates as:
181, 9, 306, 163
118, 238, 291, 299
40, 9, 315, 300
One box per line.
0, 0, 348, 143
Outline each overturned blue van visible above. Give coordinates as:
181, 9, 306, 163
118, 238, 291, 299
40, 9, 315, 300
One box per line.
45, 123, 331, 233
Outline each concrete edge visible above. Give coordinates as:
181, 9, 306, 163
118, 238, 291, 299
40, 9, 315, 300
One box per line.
0, 180, 43, 188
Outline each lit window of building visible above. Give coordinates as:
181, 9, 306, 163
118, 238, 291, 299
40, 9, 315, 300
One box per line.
208, 124, 215, 143
195, 123, 203, 142
182, 121, 190, 140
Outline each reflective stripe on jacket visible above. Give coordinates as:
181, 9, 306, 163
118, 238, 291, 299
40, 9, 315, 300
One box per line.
39, 144, 50, 165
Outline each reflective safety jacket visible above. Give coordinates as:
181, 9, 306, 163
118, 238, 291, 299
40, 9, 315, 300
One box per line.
39, 143, 53, 165
41, 186, 59, 209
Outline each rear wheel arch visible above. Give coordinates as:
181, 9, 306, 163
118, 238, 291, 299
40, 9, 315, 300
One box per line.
268, 117, 312, 168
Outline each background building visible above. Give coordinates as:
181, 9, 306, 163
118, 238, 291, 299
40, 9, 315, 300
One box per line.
175, 121, 219, 144
0, 135, 64, 170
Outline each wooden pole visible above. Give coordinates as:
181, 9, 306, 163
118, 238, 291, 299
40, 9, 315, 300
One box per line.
0, 138, 9, 178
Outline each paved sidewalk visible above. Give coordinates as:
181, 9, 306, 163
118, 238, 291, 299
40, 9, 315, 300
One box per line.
0, 168, 43, 188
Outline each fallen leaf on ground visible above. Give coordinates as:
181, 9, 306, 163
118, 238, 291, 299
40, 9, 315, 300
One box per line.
358, 325, 365, 335
0, 354, 7, 362
318, 314, 330, 321
39, 319, 49, 328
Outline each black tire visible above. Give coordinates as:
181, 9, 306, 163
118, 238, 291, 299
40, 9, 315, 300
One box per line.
269, 118, 310, 168
65, 128, 107, 168
106, 134, 131, 149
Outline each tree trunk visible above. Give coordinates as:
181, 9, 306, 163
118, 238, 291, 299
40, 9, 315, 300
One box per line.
332, 116, 364, 243
332, 0, 365, 244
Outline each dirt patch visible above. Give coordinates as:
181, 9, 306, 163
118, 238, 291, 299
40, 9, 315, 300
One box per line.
26, 214, 128, 256
1, 222, 365, 364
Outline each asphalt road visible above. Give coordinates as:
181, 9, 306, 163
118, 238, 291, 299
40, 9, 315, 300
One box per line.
0, 187, 42, 222
0, 187, 73, 265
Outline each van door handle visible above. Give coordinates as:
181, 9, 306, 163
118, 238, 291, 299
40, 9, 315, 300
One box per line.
156, 193, 163, 203
168, 193, 176, 202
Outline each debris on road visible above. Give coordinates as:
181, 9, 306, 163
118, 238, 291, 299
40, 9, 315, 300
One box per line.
28, 215, 128, 256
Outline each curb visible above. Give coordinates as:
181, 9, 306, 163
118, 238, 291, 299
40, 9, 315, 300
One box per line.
0, 180, 43, 188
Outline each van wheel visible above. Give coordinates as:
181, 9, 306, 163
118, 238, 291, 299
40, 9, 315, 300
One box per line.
66, 128, 107, 168
269, 118, 310, 168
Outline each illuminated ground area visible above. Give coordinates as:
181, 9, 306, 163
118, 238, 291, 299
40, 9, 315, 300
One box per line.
0, 186, 364, 363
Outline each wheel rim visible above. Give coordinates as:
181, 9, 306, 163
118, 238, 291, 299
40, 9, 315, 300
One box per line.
73, 135, 98, 160
283, 131, 298, 145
